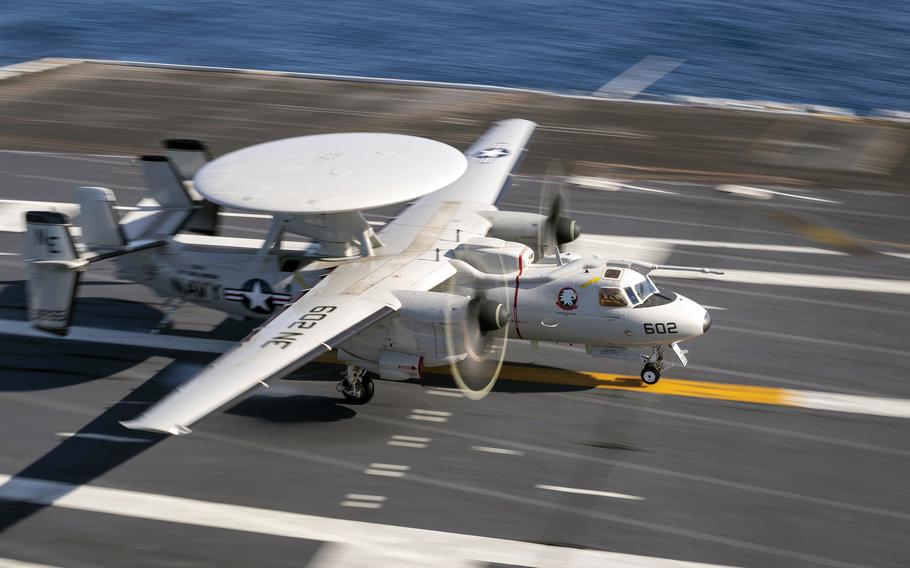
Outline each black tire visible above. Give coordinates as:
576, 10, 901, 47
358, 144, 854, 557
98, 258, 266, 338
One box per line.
640, 365, 661, 385
343, 374, 375, 404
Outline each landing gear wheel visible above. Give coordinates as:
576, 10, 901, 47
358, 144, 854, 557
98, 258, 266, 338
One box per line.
341, 374, 375, 404
640, 364, 661, 385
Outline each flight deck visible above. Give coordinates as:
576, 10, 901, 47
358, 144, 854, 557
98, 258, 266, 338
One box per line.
0, 60, 908, 568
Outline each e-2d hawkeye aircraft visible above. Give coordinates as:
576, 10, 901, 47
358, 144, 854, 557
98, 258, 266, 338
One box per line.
23, 119, 718, 436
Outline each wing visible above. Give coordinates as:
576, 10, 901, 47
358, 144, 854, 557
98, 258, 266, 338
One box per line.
121, 293, 396, 434
425, 118, 536, 205
378, 119, 537, 252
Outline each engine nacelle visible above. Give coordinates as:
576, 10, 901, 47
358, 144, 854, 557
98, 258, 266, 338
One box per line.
337, 290, 508, 374
452, 237, 534, 274
480, 211, 579, 248
378, 350, 424, 381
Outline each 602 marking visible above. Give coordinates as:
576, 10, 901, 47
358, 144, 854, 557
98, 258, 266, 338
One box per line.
644, 322, 677, 334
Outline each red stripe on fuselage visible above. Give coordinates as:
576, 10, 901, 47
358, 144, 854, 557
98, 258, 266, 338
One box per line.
512, 247, 527, 339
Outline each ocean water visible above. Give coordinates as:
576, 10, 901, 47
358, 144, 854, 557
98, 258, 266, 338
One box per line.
1, 1, 908, 112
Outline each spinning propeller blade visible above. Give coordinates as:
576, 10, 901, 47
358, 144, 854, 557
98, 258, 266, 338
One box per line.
444, 256, 512, 400
539, 160, 580, 255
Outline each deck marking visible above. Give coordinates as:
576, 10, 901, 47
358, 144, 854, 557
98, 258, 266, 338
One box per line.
364, 469, 405, 478
408, 414, 447, 422
340, 500, 382, 509
368, 463, 410, 471
391, 435, 431, 443
341, 494, 386, 509
471, 446, 525, 456
621, 183, 678, 195
345, 494, 386, 502
536, 484, 644, 501
388, 435, 429, 447
411, 409, 452, 417
0, 559, 64, 568
0, 473, 749, 568
425, 388, 464, 397
386, 441, 427, 448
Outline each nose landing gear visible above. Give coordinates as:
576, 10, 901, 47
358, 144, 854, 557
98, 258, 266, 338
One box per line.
640, 364, 661, 385
338, 364, 376, 404
639, 346, 666, 385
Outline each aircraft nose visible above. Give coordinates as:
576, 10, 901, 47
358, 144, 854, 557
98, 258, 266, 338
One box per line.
703, 309, 712, 333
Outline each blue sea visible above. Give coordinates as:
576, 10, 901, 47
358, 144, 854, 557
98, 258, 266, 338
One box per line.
1, 1, 908, 112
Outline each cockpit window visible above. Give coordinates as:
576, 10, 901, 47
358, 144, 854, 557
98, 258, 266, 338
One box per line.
599, 287, 628, 307
625, 286, 640, 305
603, 268, 622, 280
634, 278, 658, 303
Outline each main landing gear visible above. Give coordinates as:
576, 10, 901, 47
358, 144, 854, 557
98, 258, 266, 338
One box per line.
338, 364, 375, 404
639, 346, 666, 385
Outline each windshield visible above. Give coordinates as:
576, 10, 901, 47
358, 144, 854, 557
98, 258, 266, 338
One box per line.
625, 286, 640, 305
634, 278, 658, 303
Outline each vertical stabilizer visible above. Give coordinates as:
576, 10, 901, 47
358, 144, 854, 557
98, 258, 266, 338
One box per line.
76, 186, 125, 250
140, 156, 193, 209
23, 212, 87, 335
121, 156, 195, 239
163, 139, 219, 235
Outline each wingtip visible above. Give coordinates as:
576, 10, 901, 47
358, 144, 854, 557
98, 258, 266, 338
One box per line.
119, 420, 191, 436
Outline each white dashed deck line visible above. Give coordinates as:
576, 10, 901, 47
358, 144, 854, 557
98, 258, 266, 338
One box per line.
408, 415, 448, 423
341, 494, 386, 509
387, 435, 430, 448
365, 462, 410, 478
621, 183, 678, 195
368, 464, 410, 471
386, 441, 427, 448
390, 436, 431, 443
340, 500, 383, 509
341, 501, 382, 509
411, 409, 452, 417
364, 470, 406, 478
535, 484, 644, 501
409, 409, 451, 423
55, 432, 151, 443
0, 472, 737, 567
345, 494, 387, 502
470, 446, 525, 456
701, 305, 727, 311
425, 388, 465, 398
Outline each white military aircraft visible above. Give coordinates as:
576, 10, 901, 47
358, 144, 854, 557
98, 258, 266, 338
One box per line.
23, 119, 718, 435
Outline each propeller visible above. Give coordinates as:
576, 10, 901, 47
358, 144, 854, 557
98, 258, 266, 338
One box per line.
443, 252, 514, 400
538, 159, 581, 256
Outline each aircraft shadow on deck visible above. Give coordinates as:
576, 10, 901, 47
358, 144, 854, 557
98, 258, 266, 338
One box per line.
0, 361, 194, 532
417, 366, 606, 394
227, 394, 356, 423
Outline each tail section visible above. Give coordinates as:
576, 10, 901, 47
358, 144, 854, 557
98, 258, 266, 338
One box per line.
25, 189, 167, 335
120, 156, 194, 240
23, 212, 87, 335
76, 186, 125, 250
164, 139, 219, 236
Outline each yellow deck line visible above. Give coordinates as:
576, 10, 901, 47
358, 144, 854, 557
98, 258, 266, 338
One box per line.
495, 366, 789, 406
318, 354, 789, 407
